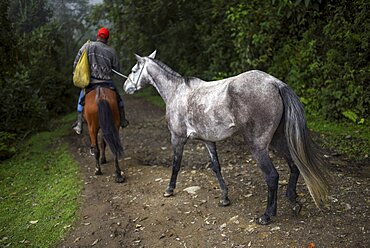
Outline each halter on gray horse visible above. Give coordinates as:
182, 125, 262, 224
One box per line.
123, 51, 330, 225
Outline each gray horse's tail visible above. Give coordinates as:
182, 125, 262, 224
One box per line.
278, 84, 330, 207
98, 99, 123, 157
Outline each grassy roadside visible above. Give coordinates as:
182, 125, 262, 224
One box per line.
0, 114, 82, 248
135, 89, 370, 161
307, 117, 370, 161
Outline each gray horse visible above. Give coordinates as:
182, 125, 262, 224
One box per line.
123, 51, 330, 225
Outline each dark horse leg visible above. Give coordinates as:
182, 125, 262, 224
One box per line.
93, 134, 102, 175
204, 141, 230, 206
252, 148, 279, 225
114, 155, 124, 183
100, 136, 107, 164
164, 135, 187, 197
285, 159, 302, 215
271, 126, 302, 215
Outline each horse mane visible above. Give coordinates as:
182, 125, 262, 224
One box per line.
185, 77, 203, 87
150, 58, 182, 78
149, 58, 199, 86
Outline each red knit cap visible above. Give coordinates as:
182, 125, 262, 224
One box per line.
97, 27, 109, 39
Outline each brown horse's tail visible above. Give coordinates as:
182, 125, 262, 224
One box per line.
278, 84, 330, 207
98, 99, 123, 157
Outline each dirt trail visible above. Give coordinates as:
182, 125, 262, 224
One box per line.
58, 96, 369, 248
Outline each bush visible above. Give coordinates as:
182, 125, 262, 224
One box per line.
225, 0, 370, 122
0, 132, 16, 160
0, 71, 48, 134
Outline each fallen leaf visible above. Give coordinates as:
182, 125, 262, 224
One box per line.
91, 239, 99, 246
270, 226, 281, 231
63, 224, 72, 229
307, 242, 315, 248
183, 186, 201, 194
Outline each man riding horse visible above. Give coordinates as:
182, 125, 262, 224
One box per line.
72, 27, 129, 134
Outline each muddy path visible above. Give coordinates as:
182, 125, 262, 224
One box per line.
58, 96, 369, 247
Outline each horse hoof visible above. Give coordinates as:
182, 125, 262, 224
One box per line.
164, 188, 174, 197
292, 203, 302, 216
116, 176, 125, 183
255, 214, 271, 225
219, 197, 231, 207
95, 170, 102, 175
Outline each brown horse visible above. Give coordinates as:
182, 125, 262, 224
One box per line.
84, 86, 124, 183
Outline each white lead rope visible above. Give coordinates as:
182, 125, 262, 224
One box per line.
112, 69, 128, 79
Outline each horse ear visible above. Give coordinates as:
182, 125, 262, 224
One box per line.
148, 50, 157, 59
135, 53, 143, 61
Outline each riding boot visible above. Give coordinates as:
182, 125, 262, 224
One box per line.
119, 106, 129, 128
72, 112, 83, 134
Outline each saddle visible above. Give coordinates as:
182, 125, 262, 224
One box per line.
79, 82, 117, 106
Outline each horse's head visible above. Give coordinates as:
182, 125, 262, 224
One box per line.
123, 50, 157, 94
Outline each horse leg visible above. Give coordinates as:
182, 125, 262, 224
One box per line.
204, 141, 230, 206
90, 129, 103, 175
114, 155, 125, 183
252, 148, 279, 225
89, 126, 102, 175
93, 144, 102, 175
270, 127, 302, 215
286, 160, 302, 215
100, 136, 107, 164
164, 135, 187, 197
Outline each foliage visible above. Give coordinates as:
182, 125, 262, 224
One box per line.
0, 70, 48, 134
225, 0, 370, 121
93, 0, 369, 123
91, 0, 238, 79
0, 1, 16, 78
308, 117, 370, 160
8, 0, 52, 34
0, 132, 16, 160
0, 114, 82, 247
0, 0, 94, 160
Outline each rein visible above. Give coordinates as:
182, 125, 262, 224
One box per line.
112, 69, 134, 86
112, 69, 128, 79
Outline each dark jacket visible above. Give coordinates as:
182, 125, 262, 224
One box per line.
73, 40, 120, 83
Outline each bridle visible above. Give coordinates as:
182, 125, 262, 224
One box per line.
132, 60, 146, 90
113, 60, 146, 91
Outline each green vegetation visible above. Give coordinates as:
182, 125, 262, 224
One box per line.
0, 1, 368, 160
308, 117, 370, 160
96, 0, 369, 124
0, 114, 82, 247
0, 0, 91, 159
